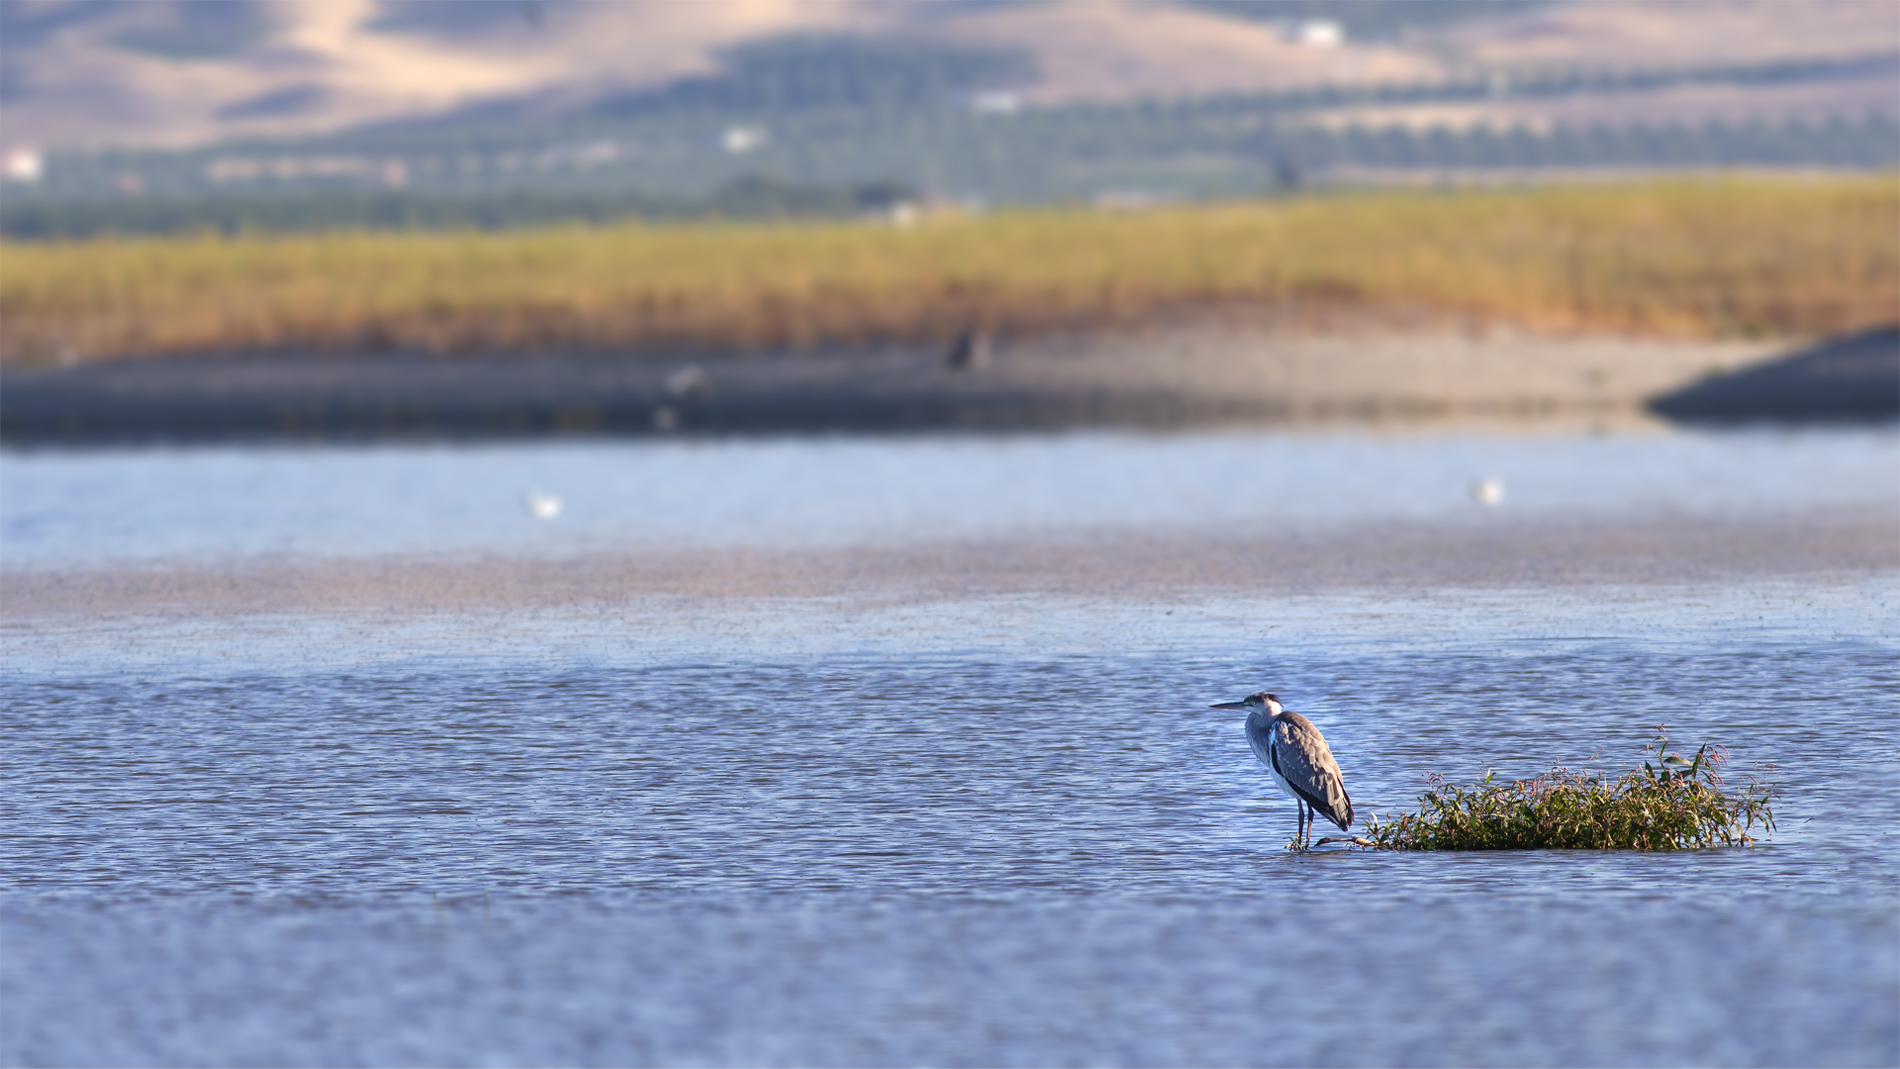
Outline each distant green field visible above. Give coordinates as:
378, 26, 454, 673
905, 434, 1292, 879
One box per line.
3, 176, 1894, 364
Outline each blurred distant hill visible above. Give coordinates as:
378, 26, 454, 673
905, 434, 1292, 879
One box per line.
3, 0, 1896, 235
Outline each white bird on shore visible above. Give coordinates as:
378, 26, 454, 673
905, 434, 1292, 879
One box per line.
524, 490, 562, 519
666, 365, 710, 398
1471, 477, 1505, 506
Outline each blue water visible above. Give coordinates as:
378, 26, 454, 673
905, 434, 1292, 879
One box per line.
3, 427, 1893, 567
3, 428, 1897, 1067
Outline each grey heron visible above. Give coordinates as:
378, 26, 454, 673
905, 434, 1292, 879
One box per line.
1211, 691, 1354, 848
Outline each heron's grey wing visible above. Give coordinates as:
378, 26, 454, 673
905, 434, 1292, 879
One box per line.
1273, 714, 1354, 830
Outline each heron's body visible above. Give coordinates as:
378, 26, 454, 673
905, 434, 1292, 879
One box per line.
1213, 692, 1353, 847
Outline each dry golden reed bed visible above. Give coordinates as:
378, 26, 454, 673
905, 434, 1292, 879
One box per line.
3, 176, 1895, 363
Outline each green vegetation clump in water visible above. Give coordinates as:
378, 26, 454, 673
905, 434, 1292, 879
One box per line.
1363, 732, 1776, 851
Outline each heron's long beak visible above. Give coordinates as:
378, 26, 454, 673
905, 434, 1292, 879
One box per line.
1209, 700, 1248, 710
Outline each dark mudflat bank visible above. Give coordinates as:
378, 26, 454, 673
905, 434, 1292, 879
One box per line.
1, 325, 1886, 445
1650, 326, 1900, 422
0, 344, 1071, 444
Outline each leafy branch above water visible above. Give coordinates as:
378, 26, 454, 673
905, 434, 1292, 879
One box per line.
1354, 730, 1776, 851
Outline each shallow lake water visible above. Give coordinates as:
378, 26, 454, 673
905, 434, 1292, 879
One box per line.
4, 426, 1894, 567
3, 428, 1897, 1067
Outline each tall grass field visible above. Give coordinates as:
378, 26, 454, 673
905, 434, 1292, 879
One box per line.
3, 176, 1894, 363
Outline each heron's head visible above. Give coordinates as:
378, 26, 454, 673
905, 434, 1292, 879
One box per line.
1210, 691, 1281, 714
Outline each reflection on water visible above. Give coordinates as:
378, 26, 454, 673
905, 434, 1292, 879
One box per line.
2, 428, 1896, 1066
3, 427, 1894, 567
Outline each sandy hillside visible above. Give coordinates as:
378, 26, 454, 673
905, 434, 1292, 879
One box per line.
3, 0, 1894, 150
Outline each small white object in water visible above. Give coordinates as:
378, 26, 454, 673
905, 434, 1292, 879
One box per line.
1470, 478, 1505, 506
665, 365, 710, 398
524, 491, 562, 519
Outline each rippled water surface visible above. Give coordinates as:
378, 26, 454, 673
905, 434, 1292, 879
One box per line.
3, 428, 1897, 1067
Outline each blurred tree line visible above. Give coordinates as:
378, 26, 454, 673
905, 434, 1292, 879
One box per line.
5, 33, 1894, 239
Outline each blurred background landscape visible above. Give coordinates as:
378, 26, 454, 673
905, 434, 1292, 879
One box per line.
4, 0, 1898, 230
2, 4, 1897, 1067
2, 0, 1896, 439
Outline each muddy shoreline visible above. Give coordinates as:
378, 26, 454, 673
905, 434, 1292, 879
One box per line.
8, 323, 1890, 445
8, 506, 1893, 620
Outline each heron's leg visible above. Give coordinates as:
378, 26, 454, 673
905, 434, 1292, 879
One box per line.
1297, 802, 1309, 849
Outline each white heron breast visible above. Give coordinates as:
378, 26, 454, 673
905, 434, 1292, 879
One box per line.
1247, 720, 1297, 801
